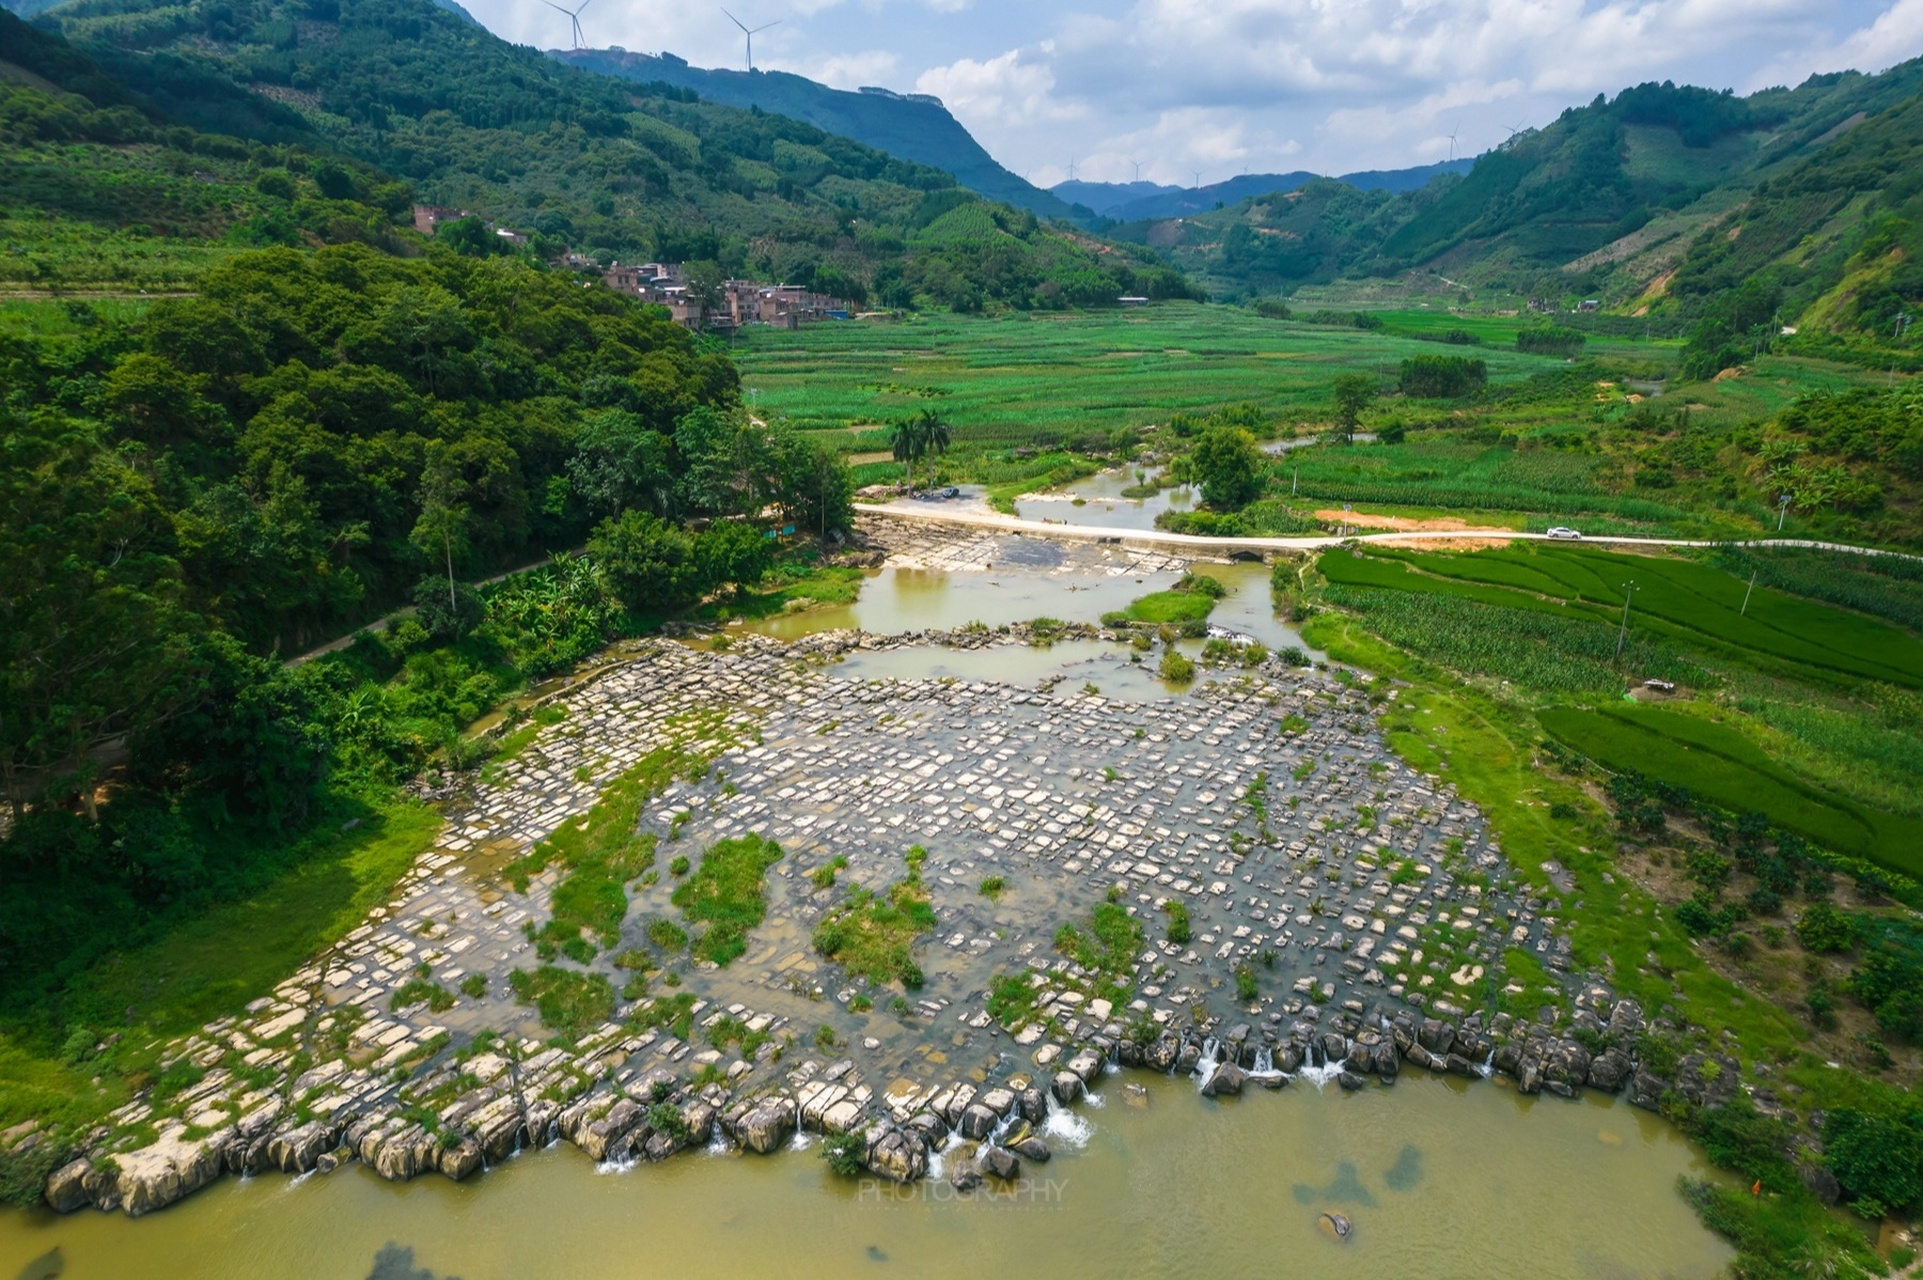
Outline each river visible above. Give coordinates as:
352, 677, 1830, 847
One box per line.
0, 1071, 1728, 1280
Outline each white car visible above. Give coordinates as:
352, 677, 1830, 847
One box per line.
1544, 526, 1583, 540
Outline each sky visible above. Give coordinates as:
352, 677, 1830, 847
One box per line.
467, 0, 1923, 187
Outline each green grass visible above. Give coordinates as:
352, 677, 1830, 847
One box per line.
1301, 611, 1812, 1067
56, 802, 441, 1040
812, 874, 936, 988
506, 710, 743, 958
671, 833, 785, 966
507, 966, 615, 1040
1124, 590, 1216, 624
1539, 704, 1923, 880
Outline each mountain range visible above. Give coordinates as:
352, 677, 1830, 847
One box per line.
551, 49, 1091, 225
0, 0, 1187, 309
1053, 160, 1475, 221
1119, 62, 1923, 344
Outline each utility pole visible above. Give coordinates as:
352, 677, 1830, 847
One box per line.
1740, 570, 1757, 616
1615, 581, 1638, 658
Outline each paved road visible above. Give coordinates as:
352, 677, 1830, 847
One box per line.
855, 501, 1923, 562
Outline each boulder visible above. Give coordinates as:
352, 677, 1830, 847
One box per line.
1417, 1017, 1456, 1057
979, 1146, 1020, 1181
738, 1100, 795, 1155
1009, 1136, 1051, 1162
957, 1104, 999, 1142
112, 1128, 229, 1216
864, 1125, 927, 1184
436, 1139, 483, 1181
265, 1121, 335, 1174
1051, 1071, 1085, 1105
1587, 1049, 1633, 1094
1019, 1088, 1047, 1125
1626, 1068, 1669, 1113
1144, 1037, 1180, 1073
44, 1158, 92, 1214
1201, 1063, 1247, 1098
1336, 1071, 1366, 1092
1250, 1071, 1288, 1090
906, 1111, 948, 1145
948, 1156, 982, 1191
1066, 1049, 1105, 1083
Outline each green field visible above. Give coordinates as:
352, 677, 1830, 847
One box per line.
1539, 704, 1923, 878
731, 302, 1576, 443
1318, 543, 1923, 687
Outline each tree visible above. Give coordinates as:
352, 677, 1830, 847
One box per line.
0, 413, 203, 816
1826, 1110, 1923, 1215
675, 406, 760, 517
915, 408, 951, 482
1191, 424, 1264, 510
588, 511, 704, 613
567, 408, 673, 518
888, 415, 924, 491
889, 408, 950, 492
410, 444, 473, 619
1331, 373, 1375, 444
696, 520, 772, 597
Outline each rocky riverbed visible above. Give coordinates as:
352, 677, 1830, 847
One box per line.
6, 538, 1740, 1219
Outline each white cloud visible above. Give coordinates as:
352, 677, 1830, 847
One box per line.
456, 0, 1923, 176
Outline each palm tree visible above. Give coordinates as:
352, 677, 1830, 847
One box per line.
889, 416, 925, 492
916, 408, 951, 482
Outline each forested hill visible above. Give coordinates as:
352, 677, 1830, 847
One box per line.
554, 50, 1090, 225
1131, 62, 1923, 312
6, 0, 1187, 306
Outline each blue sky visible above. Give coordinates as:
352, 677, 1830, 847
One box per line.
467, 0, 1923, 185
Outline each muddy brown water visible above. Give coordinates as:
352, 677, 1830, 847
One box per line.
0, 1072, 1728, 1280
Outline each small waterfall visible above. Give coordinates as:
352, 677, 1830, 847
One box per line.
1478, 1047, 1496, 1079
1294, 1054, 1347, 1089
1041, 1093, 1094, 1149
1193, 1036, 1222, 1091
1253, 1045, 1274, 1073
927, 1130, 965, 1179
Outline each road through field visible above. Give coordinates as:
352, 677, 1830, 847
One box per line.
855, 501, 1923, 563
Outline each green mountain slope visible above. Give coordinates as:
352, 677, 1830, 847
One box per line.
554, 50, 1089, 224
6, 0, 1182, 307
1137, 64, 1923, 308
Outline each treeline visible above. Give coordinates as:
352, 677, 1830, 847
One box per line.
1399, 354, 1486, 398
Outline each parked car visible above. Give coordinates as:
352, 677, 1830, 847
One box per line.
1545, 526, 1583, 540
1644, 678, 1676, 693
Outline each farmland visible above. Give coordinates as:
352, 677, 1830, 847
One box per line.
1317, 543, 1923, 688
735, 302, 1905, 543
1538, 705, 1923, 880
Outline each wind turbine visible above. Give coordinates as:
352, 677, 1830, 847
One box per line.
723, 8, 780, 72
543, 0, 590, 50
1446, 119, 1460, 162
1128, 157, 1143, 182
1066, 156, 1079, 181
1192, 168, 1204, 189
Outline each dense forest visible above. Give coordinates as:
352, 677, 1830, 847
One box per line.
0, 235, 864, 1011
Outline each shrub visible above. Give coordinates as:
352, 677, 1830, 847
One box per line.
821, 1129, 865, 1177
979, 876, 1006, 901
1164, 900, 1192, 945
1826, 1110, 1923, 1213
1159, 649, 1196, 683
1796, 903, 1859, 954
1399, 355, 1486, 398
1234, 963, 1259, 1002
